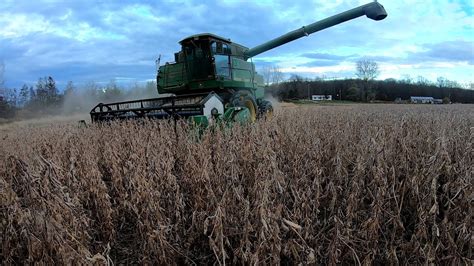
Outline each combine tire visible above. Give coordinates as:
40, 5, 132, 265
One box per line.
258, 100, 273, 119
230, 92, 258, 122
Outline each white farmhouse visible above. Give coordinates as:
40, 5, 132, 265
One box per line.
410, 96, 434, 104
312, 95, 333, 101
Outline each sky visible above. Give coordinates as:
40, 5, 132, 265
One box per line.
0, 0, 473, 90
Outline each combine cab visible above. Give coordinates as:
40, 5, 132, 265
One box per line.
91, 2, 387, 125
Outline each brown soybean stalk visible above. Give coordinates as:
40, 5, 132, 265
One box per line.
0, 104, 473, 264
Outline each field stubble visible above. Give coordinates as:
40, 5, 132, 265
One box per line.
0, 104, 472, 264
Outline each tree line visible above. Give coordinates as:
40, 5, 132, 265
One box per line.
0, 75, 158, 119
267, 60, 474, 103
269, 75, 474, 103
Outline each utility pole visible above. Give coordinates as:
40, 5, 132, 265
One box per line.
0, 60, 5, 102
307, 82, 310, 100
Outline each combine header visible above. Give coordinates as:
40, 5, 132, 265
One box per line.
91, 2, 387, 124
91, 92, 223, 122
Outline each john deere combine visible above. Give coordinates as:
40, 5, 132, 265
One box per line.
90, 2, 387, 124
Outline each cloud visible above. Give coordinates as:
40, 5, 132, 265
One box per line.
299, 60, 343, 67
300, 53, 353, 60
291, 40, 474, 80
356, 41, 474, 65
417, 41, 474, 64
298, 53, 356, 67
0, 0, 473, 90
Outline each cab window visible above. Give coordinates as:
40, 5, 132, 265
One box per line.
215, 54, 230, 78
211, 41, 231, 78
211, 42, 230, 55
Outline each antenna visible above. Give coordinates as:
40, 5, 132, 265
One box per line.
155, 54, 161, 72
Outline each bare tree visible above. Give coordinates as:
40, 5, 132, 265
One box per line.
261, 66, 273, 86
271, 65, 284, 84
356, 59, 379, 81
401, 74, 413, 84
64, 81, 75, 96
437, 77, 448, 88
355, 59, 379, 101
416, 75, 430, 86
261, 65, 285, 86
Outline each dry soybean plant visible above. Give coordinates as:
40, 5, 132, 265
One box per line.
0, 104, 473, 264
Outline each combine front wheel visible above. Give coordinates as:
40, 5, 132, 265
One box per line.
230, 92, 258, 122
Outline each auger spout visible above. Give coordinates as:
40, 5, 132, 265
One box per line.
244, 2, 387, 59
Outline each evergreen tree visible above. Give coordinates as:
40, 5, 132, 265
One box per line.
29, 86, 35, 100
46, 76, 57, 99
34, 76, 58, 106
35, 77, 47, 103
5, 88, 17, 106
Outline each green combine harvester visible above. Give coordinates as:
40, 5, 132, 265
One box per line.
90, 2, 387, 125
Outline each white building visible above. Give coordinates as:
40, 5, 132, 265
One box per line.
312, 95, 332, 101
410, 96, 434, 104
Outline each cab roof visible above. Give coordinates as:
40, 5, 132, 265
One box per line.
179, 33, 232, 44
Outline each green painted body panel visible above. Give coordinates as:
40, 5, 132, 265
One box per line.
188, 107, 250, 129
159, 62, 186, 89
222, 107, 250, 123
229, 108, 251, 123
189, 115, 209, 127
158, 57, 264, 94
